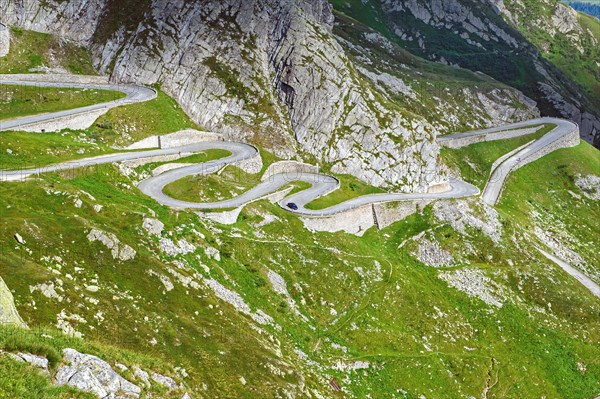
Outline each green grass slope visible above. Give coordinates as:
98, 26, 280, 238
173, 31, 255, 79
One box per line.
0, 74, 598, 398
0, 27, 96, 75
0, 134, 597, 398
0, 84, 125, 121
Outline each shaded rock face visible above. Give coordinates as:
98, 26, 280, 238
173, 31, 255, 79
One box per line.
0, 0, 104, 39
108, 0, 439, 191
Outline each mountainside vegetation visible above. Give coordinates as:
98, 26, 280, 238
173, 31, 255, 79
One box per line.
0, 122, 598, 398
0, 27, 95, 75
0, 84, 125, 121
331, 0, 600, 147
0, 2, 599, 398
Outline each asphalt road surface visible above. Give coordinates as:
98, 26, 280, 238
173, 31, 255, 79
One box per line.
441, 117, 578, 205
0, 77, 157, 131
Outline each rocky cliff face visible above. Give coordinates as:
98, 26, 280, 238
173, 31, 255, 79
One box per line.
1, 0, 542, 189
494, 0, 600, 146
337, 0, 600, 147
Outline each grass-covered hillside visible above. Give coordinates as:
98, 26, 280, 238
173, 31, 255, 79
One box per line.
0, 83, 599, 397
0, 27, 96, 75
0, 84, 125, 121
0, 17, 599, 399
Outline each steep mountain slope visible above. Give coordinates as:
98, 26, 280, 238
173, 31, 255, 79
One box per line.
0, 2, 599, 399
331, 0, 600, 146
1, 0, 542, 190
0, 127, 598, 398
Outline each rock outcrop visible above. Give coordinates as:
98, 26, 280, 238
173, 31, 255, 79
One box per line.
7, 352, 49, 374
0, 276, 27, 328
0, 22, 9, 57
55, 348, 142, 398
87, 228, 136, 261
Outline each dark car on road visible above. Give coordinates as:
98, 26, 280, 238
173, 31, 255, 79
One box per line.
286, 202, 298, 210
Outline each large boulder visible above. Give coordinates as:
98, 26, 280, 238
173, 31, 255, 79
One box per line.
0, 276, 27, 328
55, 348, 141, 398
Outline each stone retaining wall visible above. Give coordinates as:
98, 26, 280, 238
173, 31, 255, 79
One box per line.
261, 161, 318, 181
198, 208, 243, 225
493, 125, 580, 204
301, 205, 375, 236
489, 140, 533, 174
439, 127, 540, 148
198, 187, 294, 225
10, 108, 110, 133
126, 129, 224, 150
512, 126, 580, 171
374, 200, 432, 229
427, 181, 450, 194
301, 199, 431, 236
234, 152, 262, 174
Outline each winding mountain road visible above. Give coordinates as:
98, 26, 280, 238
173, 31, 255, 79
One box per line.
0, 76, 157, 132
0, 76, 579, 217
439, 117, 579, 205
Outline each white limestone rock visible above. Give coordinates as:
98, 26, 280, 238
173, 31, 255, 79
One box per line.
203, 278, 274, 325
411, 234, 455, 267
159, 237, 195, 256
133, 366, 150, 387
433, 200, 502, 243
151, 372, 178, 390
0, 23, 9, 58
8, 352, 49, 374
0, 276, 27, 328
87, 228, 136, 261
575, 175, 600, 200
55, 348, 141, 398
29, 281, 62, 301
14, 233, 25, 244
439, 268, 507, 307
142, 218, 164, 236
